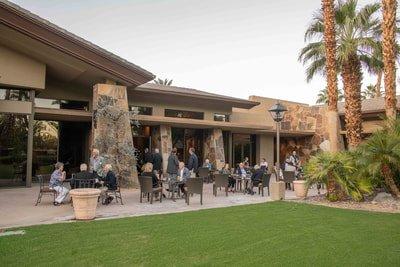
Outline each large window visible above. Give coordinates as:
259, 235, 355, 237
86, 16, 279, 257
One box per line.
165, 109, 204, 120
0, 88, 30, 101
33, 121, 59, 176
129, 106, 153, 115
214, 113, 230, 122
35, 98, 89, 111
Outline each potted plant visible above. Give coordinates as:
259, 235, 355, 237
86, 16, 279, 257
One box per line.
293, 174, 308, 199
70, 188, 101, 220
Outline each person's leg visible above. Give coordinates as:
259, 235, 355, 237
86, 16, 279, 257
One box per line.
54, 186, 68, 203
59, 186, 69, 202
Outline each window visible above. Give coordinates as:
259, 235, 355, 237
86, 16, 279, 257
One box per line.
0, 88, 30, 101
129, 106, 153, 115
165, 109, 204, 120
35, 98, 89, 111
214, 113, 230, 122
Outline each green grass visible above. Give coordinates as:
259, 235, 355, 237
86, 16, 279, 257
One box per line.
1, 202, 399, 266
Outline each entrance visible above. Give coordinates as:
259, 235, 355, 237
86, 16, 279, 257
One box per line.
171, 128, 204, 164
232, 134, 256, 167
132, 125, 151, 168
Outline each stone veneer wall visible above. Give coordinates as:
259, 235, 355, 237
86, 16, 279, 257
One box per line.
160, 125, 172, 173
203, 128, 225, 170
92, 84, 138, 187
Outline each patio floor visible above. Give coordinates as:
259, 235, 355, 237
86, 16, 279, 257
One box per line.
0, 183, 324, 229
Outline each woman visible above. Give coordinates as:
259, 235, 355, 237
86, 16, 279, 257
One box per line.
142, 163, 160, 188
49, 162, 69, 206
221, 163, 235, 192
260, 158, 268, 172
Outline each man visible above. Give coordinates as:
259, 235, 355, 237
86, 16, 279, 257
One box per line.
102, 164, 117, 205
152, 148, 163, 175
187, 147, 199, 174
144, 148, 153, 164
89, 148, 104, 178
202, 158, 213, 170
285, 151, 299, 172
167, 148, 179, 181
70, 163, 94, 188
49, 162, 69, 206
248, 165, 263, 195
177, 161, 190, 195
236, 162, 247, 177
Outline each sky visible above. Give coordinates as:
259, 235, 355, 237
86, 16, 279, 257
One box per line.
11, 0, 386, 104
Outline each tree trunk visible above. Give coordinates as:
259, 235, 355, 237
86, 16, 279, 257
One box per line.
322, 0, 340, 152
327, 171, 345, 201
382, 0, 397, 119
342, 54, 363, 149
375, 71, 382, 98
381, 164, 400, 198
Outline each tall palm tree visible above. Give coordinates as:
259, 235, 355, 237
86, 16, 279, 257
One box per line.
153, 78, 173, 86
300, 0, 381, 149
382, 0, 397, 118
322, 0, 340, 152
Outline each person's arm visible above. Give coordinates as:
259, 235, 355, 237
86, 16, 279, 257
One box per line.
188, 156, 193, 170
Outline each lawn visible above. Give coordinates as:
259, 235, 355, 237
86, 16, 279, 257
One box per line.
1, 202, 399, 266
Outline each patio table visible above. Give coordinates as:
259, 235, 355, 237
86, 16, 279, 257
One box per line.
232, 175, 251, 193
161, 179, 185, 201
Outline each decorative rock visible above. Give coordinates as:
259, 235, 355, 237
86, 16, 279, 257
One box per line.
373, 192, 395, 203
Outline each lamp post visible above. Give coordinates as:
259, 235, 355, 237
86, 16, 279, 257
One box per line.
268, 102, 287, 180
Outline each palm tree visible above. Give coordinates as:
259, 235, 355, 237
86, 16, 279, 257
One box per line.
362, 84, 381, 99
153, 78, 173, 86
300, 0, 381, 149
382, 0, 397, 119
316, 87, 344, 104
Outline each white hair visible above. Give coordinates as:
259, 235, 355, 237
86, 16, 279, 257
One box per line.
80, 163, 88, 171
154, 148, 159, 153
104, 164, 112, 171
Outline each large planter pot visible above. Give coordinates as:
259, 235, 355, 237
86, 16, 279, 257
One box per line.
70, 188, 101, 220
293, 180, 308, 199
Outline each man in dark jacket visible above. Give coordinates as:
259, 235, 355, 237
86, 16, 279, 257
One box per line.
144, 148, 153, 164
248, 165, 263, 195
167, 148, 179, 180
152, 148, 163, 174
71, 163, 94, 188
187, 147, 199, 174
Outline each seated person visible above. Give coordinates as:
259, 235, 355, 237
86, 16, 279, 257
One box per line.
202, 159, 213, 170
236, 162, 247, 177
49, 162, 69, 206
141, 163, 160, 188
220, 163, 235, 192
71, 163, 94, 188
248, 165, 264, 194
260, 158, 268, 172
102, 164, 117, 205
177, 161, 190, 195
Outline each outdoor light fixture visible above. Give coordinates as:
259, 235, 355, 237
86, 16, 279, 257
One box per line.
268, 101, 287, 180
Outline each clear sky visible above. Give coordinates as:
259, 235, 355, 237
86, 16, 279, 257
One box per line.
12, 0, 386, 104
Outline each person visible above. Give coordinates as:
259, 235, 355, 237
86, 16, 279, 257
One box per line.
70, 163, 94, 189
89, 148, 104, 178
202, 158, 213, 170
221, 163, 235, 192
152, 148, 163, 175
167, 148, 179, 181
285, 151, 299, 172
142, 163, 160, 188
187, 147, 199, 174
177, 162, 190, 196
243, 157, 249, 165
248, 165, 263, 195
144, 148, 153, 164
260, 158, 268, 172
102, 164, 117, 205
49, 162, 69, 206
236, 163, 247, 177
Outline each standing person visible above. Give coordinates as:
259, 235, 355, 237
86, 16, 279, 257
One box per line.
49, 162, 69, 206
285, 151, 299, 172
187, 147, 199, 174
89, 148, 104, 178
167, 148, 179, 181
177, 162, 190, 196
144, 148, 153, 164
152, 148, 163, 175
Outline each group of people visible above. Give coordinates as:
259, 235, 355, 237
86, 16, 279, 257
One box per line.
49, 149, 117, 206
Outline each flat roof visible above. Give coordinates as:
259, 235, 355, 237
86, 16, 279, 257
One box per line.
338, 95, 400, 115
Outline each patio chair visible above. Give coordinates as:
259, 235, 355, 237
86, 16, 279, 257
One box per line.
185, 178, 203, 205
213, 173, 229, 196
258, 173, 271, 196
74, 178, 96, 189
198, 167, 210, 183
106, 178, 124, 205
139, 176, 162, 204
35, 174, 56, 206
282, 171, 295, 191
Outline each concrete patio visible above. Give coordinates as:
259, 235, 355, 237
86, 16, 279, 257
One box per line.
0, 183, 323, 229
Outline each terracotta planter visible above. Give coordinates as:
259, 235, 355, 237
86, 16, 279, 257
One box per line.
293, 180, 308, 199
70, 188, 101, 220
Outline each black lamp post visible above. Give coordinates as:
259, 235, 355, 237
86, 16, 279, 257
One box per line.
268, 102, 287, 178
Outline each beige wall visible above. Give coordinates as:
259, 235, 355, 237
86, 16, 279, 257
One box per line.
0, 45, 45, 89
256, 134, 274, 167
0, 100, 32, 114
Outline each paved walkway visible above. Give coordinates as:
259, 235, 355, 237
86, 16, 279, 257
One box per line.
0, 183, 323, 229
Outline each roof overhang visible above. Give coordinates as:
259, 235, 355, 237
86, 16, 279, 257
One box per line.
0, 0, 154, 87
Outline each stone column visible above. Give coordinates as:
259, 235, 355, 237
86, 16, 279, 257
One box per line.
204, 128, 225, 170
92, 83, 138, 187
160, 125, 172, 174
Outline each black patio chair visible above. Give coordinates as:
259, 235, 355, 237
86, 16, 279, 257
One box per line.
35, 174, 56, 206
185, 178, 203, 205
258, 173, 271, 196
213, 173, 229, 196
139, 176, 162, 204
282, 171, 295, 191
106, 178, 124, 205
198, 167, 210, 183
74, 178, 96, 189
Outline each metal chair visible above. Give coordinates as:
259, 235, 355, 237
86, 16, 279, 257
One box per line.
74, 178, 96, 188
106, 178, 124, 205
282, 171, 295, 191
258, 173, 271, 196
139, 176, 162, 204
35, 174, 56, 205
213, 173, 229, 196
198, 167, 210, 183
185, 178, 203, 205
